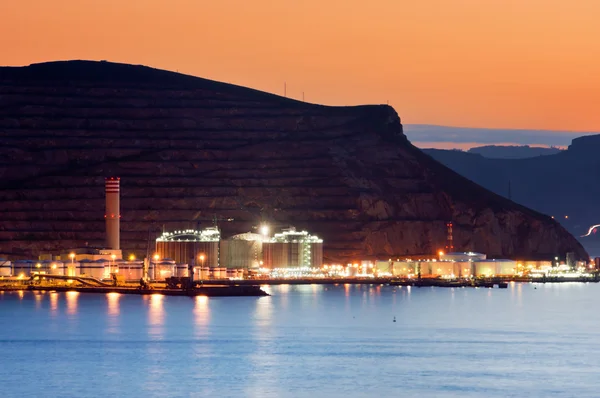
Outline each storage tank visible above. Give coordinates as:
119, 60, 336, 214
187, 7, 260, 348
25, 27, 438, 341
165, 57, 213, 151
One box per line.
0, 260, 11, 277
156, 228, 220, 267
417, 262, 433, 277
11, 260, 35, 277
199, 267, 210, 280
220, 233, 264, 269
454, 261, 472, 278
433, 262, 455, 277
13, 260, 64, 277
262, 227, 323, 269
175, 264, 189, 278
79, 259, 106, 279
473, 260, 498, 277
440, 252, 487, 262
118, 260, 145, 281
154, 260, 175, 280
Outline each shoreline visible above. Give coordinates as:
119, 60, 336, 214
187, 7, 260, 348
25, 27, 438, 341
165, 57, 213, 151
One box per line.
1, 276, 599, 294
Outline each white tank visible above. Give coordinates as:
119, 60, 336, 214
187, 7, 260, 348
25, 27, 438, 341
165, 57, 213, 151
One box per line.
78, 260, 106, 279
175, 264, 189, 278
0, 260, 11, 277
118, 261, 145, 281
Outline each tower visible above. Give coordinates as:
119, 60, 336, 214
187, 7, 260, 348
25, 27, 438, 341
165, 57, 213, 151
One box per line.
445, 222, 454, 252
105, 177, 120, 250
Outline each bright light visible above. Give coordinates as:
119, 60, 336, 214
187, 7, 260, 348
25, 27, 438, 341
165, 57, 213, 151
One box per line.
199, 254, 205, 261
51, 263, 57, 270
438, 251, 444, 256
69, 253, 75, 259
111, 254, 116, 260
129, 254, 136, 261
36, 263, 41, 268
153, 254, 160, 261
260, 224, 270, 237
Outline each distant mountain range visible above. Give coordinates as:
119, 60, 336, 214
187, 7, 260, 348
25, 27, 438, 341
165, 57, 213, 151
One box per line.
423, 135, 600, 256
404, 124, 600, 148
466, 145, 562, 159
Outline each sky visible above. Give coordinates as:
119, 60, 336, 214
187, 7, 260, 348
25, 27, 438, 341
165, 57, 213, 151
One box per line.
2, 0, 600, 147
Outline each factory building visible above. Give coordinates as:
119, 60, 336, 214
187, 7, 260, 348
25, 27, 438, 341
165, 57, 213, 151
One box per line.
262, 227, 323, 269
156, 227, 220, 267
219, 232, 265, 269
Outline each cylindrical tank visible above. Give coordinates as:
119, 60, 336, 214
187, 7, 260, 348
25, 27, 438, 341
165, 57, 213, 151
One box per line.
198, 267, 208, 279
263, 228, 323, 269
0, 260, 11, 277
347, 265, 358, 277
154, 261, 175, 280
11, 260, 35, 277
220, 233, 264, 269
78, 260, 106, 279
118, 261, 144, 281
155, 228, 221, 267
175, 264, 189, 278
105, 177, 120, 250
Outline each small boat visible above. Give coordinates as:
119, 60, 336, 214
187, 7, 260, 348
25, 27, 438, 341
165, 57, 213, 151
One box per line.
496, 282, 508, 289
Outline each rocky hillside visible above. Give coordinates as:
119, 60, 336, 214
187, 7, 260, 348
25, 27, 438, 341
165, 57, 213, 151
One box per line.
0, 61, 587, 260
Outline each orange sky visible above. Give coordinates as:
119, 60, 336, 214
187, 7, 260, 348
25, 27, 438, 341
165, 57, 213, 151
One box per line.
2, 0, 600, 131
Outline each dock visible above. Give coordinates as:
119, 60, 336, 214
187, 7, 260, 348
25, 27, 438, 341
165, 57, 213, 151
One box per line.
26, 285, 269, 297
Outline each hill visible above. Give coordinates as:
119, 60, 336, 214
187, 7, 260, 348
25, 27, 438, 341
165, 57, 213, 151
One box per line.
0, 60, 587, 260
425, 136, 600, 256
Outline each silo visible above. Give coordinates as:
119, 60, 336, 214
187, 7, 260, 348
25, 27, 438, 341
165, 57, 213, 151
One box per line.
156, 227, 220, 267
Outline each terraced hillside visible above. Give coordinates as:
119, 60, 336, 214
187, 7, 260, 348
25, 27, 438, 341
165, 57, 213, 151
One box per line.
0, 61, 587, 260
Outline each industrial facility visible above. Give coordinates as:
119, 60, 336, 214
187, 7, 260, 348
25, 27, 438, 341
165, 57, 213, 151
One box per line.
263, 227, 323, 269
3, 176, 597, 285
219, 233, 265, 269
155, 228, 220, 267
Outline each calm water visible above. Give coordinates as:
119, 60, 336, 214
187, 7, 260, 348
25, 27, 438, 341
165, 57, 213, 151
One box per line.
1, 283, 599, 398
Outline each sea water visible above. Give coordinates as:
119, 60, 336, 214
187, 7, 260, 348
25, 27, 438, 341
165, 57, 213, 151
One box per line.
0, 283, 599, 397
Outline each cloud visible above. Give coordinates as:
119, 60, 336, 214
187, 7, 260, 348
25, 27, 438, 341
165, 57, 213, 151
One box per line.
404, 124, 600, 148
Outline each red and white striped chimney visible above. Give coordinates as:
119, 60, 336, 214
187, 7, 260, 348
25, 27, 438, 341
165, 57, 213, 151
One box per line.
105, 177, 120, 250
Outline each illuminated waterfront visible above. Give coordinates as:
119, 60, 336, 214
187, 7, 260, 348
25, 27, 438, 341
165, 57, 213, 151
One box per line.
1, 283, 599, 397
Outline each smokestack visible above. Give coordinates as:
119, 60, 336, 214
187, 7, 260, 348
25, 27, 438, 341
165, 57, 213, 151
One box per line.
105, 177, 120, 250
445, 222, 454, 251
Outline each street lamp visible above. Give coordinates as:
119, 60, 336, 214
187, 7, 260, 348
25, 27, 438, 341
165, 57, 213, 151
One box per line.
129, 254, 136, 261
199, 254, 205, 267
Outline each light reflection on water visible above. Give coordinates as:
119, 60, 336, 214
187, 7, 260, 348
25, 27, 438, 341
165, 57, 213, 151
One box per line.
49, 291, 58, 315
147, 294, 165, 339
193, 295, 210, 338
106, 292, 121, 334
0, 284, 599, 397
65, 291, 79, 315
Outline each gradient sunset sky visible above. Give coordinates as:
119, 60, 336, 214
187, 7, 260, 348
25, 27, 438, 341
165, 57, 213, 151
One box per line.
2, 0, 600, 134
